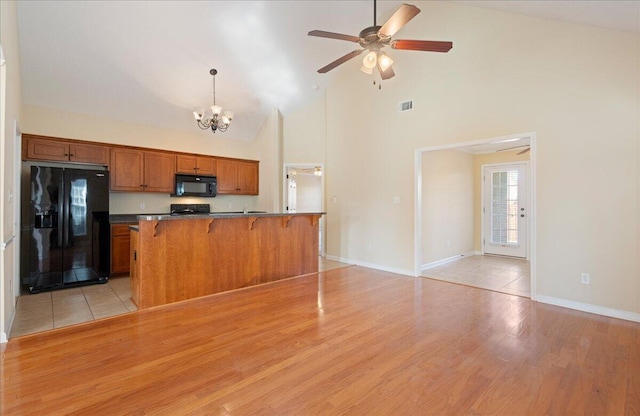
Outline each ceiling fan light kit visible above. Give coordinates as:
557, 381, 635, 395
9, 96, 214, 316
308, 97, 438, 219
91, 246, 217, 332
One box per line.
308, 0, 452, 88
194, 68, 233, 133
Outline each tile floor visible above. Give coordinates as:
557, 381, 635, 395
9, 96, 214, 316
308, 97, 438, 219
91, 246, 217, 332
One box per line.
10, 257, 351, 339
10, 278, 136, 338
422, 254, 530, 297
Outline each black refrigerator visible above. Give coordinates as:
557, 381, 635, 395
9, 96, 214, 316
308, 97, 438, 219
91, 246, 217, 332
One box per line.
21, 166, 110, 293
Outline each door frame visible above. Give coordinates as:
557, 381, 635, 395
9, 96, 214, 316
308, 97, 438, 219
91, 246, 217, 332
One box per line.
481, 161, 530, 259
283, 163, 325, 256
414, 131, 537, 300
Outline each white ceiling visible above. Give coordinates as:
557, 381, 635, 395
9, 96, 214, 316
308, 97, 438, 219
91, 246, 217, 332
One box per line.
16, 1, 640, 142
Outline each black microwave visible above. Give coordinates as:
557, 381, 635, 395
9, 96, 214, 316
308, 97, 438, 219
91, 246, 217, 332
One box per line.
173, 174, 217, 197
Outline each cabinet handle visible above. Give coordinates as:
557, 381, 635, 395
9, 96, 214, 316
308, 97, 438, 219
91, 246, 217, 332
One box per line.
69, 154, 74, 157
64, 153, 69, 156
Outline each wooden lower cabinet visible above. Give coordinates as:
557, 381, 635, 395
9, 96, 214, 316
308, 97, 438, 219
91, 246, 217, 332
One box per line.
111, 224, 134, 275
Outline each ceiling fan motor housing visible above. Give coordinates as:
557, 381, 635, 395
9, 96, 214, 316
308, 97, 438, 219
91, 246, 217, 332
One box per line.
359, 25, 390, 50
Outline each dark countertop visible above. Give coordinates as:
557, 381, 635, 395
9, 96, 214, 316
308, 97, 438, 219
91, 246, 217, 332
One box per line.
136, 212, 325, 221
111, 212, 325, 223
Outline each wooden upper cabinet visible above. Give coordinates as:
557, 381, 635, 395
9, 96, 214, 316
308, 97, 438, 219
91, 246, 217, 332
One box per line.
69, 142, 109, 165
25, 136, 108, 165
176, 155, 216, 175
110, 149, 174, 192
23, 134, 257, 195
110, 149, 145, 191
216, 159, 259, 195
144, 151, 175, 193
237, 161, 259, 195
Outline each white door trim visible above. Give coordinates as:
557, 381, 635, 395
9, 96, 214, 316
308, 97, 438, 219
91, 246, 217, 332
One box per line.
283, 163, 325, 256
414, 131, 537, 300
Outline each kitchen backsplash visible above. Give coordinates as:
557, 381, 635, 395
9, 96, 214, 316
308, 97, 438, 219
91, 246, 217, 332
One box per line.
109, 192, 259, 214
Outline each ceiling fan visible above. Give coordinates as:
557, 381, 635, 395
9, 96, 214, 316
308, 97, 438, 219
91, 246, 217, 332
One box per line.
498, 145, 530, 155
308, 0, 453, 85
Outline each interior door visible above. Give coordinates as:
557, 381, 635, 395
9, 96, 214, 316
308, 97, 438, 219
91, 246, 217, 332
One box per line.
482, 163, 527, 258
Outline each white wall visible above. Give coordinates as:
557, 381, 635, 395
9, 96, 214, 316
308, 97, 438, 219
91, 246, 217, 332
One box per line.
1, 0, 23, 342
295, 174, 322, 213
285, 1, 640, 316
422, 149, 474, 265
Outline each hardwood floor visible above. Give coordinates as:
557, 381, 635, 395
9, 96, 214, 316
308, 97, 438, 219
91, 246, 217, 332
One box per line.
2, 266, 639, 415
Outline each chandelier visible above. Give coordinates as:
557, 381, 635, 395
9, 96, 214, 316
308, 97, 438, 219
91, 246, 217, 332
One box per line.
193, 69, 233, 133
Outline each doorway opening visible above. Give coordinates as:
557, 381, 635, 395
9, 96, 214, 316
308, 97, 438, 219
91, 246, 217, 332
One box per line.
284, 164, 325, 256
414, 132, 536, 299
482, 162, 529, 258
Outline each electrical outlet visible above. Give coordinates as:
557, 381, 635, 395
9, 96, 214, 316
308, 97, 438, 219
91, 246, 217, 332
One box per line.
140, 202, 145, 210
447, 240, 451, 248
366, 244, 372, 252
581, 272, 590, 285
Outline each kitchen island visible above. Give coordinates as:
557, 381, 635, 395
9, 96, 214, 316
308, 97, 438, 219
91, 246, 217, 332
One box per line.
130, 212, 324, 309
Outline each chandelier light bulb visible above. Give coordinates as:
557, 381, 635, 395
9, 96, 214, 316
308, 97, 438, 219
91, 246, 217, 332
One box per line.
363, 51, 377, 69
211, 105, 222, 115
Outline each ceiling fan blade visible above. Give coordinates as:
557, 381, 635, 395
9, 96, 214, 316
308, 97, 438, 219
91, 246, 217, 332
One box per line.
317, 49, 364, 73
308, 30, 360, 43
497, 145, 528, 152
377, 63, 395, 80
378, 4, 421, 37
517, 148, 531, 155
391, 39, 453, 52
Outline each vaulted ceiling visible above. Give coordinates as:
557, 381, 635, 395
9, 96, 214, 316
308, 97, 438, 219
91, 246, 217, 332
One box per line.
16, 1, 639, 141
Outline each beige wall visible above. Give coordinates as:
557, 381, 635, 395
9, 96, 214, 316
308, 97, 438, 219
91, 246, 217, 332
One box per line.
473, 150, 530, 252
21, 105, 281, 214
1, 0, 23, 342
421, 149, 474, 265
285, 1, 640, 315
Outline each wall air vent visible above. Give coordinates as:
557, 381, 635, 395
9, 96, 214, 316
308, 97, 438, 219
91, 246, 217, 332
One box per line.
399, 100, 413, 112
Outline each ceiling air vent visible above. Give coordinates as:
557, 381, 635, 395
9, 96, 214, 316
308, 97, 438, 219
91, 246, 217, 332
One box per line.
399, 100, 413, 112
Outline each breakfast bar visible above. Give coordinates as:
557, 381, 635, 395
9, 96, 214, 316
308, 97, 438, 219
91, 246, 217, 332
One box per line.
130, 212, 324, 309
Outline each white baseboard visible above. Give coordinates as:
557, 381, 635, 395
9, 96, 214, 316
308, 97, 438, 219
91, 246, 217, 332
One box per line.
536, 295, 640, 323
1, 331, 7, 344
421, 251, 476, 271
325, 255, 414, 277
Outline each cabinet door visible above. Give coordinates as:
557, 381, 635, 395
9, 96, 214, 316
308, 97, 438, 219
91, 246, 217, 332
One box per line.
111, 224, 132, 275
237, 161, 259, 195
144, 151, 175, 193
69, 143, 109, 165
26, 138, 70, 162
110, 149, 144, 191
175, 155, 198, 174
196, 156, 217, 175
216, 159, 239, 194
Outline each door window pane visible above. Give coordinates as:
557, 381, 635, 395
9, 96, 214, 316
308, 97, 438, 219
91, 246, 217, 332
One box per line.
491, 171, 518, 245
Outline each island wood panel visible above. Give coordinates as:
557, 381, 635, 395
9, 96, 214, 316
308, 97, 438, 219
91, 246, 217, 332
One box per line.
130, 228, 140, 305
134, 214, 320, 308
